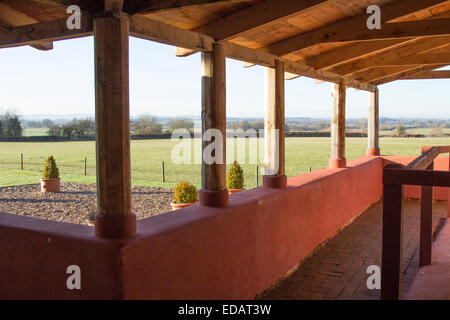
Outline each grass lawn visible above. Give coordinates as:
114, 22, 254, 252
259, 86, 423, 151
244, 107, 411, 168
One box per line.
22, 128, 49, 137
0, 137, 449, 188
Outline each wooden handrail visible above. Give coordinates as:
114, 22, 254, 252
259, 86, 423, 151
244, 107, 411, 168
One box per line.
406, 146, 440, 169
381, 145, 450, 300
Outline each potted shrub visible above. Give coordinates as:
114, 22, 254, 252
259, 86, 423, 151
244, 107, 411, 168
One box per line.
227, 161, 245, 194
170, 181, 198, 210
40, 155, 60, 193
86, 209, 96, 226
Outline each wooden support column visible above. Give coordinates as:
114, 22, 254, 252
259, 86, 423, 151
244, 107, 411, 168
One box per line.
446, 152, 450, 218
199, 43, 229, 207
367, 88, 380, 156
420, 162, 434, 267
381, 164, 404, 300
94, 15, 136, 238
329, 82, 347, 168
263, 60, 287, 189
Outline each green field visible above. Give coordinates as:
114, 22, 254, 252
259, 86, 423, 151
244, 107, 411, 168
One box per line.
22, 128, 49, 137
1, 137, 449, 188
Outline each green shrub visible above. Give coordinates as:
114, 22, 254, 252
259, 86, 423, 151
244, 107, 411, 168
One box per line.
226, 161, 244, 189
42, 155, 60, 179
173, 182, 198, 204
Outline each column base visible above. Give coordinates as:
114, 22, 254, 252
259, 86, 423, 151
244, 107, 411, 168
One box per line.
199, 189, 229, 207
263, 175, 287, 189
95, 213, 137, 239
367, 148, 380, 156
329, 158, 347, 169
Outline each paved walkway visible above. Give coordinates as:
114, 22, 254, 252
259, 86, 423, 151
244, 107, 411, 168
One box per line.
406, 221, 450, 300
258, 199, 447, 300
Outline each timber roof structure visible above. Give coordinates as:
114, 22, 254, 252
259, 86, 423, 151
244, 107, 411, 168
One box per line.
1, 0, 450, 90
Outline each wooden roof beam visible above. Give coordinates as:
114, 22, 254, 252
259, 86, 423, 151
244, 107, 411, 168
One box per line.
330, 36, 450, 75
0, 16, 93, 49
362, 52, 450, 67
398, 70, 450, 79
0, 14, 375, 92
353, 66, 418, 82
124, 0, 251, 14
129, 15, 375, 91
175, 0, 332, 57
307, 10, 450, 71
263, 0, 450, 56
372, 64, 447, 85
0, 2, 54, 51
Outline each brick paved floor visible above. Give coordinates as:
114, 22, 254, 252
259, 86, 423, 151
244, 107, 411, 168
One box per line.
258, 199, 447, 300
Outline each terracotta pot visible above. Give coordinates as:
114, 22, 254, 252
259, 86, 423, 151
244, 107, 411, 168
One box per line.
40, 178, 60, 193
228, 188, 245, 194
170, 201, 197, 211
86, 219, 95, 226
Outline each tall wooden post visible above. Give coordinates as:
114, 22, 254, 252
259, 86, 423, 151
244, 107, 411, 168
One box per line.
199, 43, 228, 207
367, 87, 380, 156
420, 162, 434, 266
329, 82, 346, 168
263, 60, 286, 189
448, 153, 450, 218
381, 164, 404, 300
94, 15, 136, 238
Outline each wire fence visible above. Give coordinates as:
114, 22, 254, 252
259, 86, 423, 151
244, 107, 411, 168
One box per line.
1, 153, 320, 189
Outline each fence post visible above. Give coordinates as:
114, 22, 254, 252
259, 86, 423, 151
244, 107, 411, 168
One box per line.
162, 161, 165, 183
84, 157, 87, 176
381, 164, 404, 300
420, 162, 434, 266
256, 165, 259, 187
21, 153, 23, 170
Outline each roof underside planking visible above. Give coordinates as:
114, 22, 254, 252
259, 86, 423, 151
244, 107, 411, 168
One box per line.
0, 0, 449, 88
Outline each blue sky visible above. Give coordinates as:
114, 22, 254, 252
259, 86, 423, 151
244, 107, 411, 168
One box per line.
0, 36, 449, 119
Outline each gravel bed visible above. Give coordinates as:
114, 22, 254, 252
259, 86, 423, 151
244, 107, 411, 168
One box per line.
0, 183, 173, 225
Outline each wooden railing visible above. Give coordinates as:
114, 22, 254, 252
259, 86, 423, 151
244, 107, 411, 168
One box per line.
381, 146, 450, 300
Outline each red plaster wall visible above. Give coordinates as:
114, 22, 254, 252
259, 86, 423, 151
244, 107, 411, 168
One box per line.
0, 156, 385, 299
0, 214, 124, 299
121, 156, 384, 299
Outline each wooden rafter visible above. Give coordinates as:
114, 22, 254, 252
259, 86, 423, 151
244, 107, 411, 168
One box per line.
0, 2, 53, 51
398, 70, 450, 79
176, 0, 332, 57
0, 13, 376, 92
373, 65, 447, 85
330, 36, 450, 75
315, 18, 450, 43
263, 0, 450, 56
354, 66, 418, 82
0, 16, 93, 49
306, 10, 450, 71
123, 0, 251, 14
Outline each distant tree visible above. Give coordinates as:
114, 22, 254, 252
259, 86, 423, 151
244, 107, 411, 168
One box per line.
5, 114, 22, 137
232, 120, 264, 131
42, 119, 54, 128
396, 124, 406, 137
62, 123, 74, 138
133, 115, 163, 135
48, 126, 63, 137
167, 117, 193, 133
0, 117, 3, 137
71, 119, 94, 137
